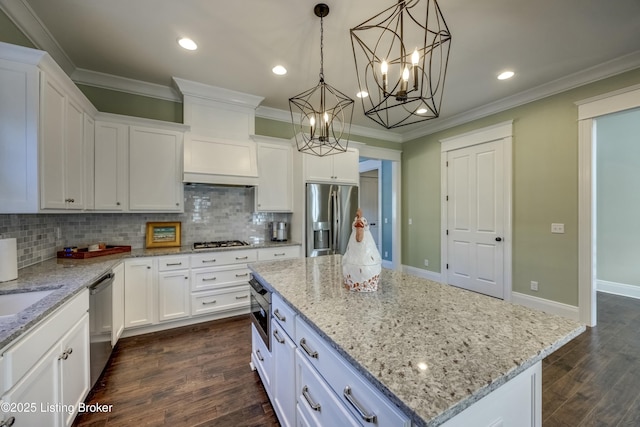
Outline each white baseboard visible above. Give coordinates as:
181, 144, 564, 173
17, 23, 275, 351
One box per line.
382, 260, 394, 269
402, 265, 443, 283
511, 292, 579, 321
597, 280, 640, 300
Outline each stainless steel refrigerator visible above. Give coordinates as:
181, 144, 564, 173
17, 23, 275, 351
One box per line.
306, 183, 359, 257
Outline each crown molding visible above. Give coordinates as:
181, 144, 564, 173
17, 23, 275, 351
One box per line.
255, 105, 404, 144
402, 49, 640, 142
72, 68, 182, 102
173, 77, 264, 108
0, 0, 75, 75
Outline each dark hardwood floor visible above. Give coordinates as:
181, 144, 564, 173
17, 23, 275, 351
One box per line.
543, 292, 640, 426
73, 315, 279, 427
74, 292, 640, 427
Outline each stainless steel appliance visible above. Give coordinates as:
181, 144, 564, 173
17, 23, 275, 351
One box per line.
89, 270, 115, 387
306, 183, 359, 257
193, 240, 249, 250
249, 275, 271, 350
269, 221, 288, 241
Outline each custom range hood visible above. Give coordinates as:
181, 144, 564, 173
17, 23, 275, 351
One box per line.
173, 78, 264, 186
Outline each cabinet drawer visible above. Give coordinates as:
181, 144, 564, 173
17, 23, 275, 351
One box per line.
191, 265, 250, 292
296, 349, 361, 427
258, 245, 300, 261
157, 255, 190, 271
191, 286, 250, 316
191, 249, 257, 267
296, 317, 409, 427
272, 293, 296, 339
2, 289, 89, 390
251, 324, 272, 399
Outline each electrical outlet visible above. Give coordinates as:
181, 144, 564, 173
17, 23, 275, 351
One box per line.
551, 223, 565, 234
424, 259, 429, 267
409, 218, 413, 225
384, 218, 388, 224
530, 281, 539, 291
384, 251, 388, 258
56, 227, 61, 239
141, 224, 146, 234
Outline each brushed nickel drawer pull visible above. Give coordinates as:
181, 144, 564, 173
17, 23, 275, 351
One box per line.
274, 252, 286, 256
273, 309, 286, 322
235, 256, 249, 260
302, 386, 321, 411
202, 259, 216, 263
300, 338, 318, 359
256, 349, 264, 362
166, 262, 182, 266
235, 295, 248, 300
235, 273, 249, 278
344, 386, 377, 423
273, 329, 285, 344
202, 300, 217, 305
202, 277, 217, 282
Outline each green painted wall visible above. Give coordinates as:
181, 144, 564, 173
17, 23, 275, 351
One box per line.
77, 84, 182, 123
255, 117, 402, 150
0, 9, 35, 48
381, 160, 393, 261
596, 107, 640, 286
402, 67, 640, 306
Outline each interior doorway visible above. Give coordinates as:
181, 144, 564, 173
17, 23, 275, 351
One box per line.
577, 84, 640, 327
359, 161, 381, 254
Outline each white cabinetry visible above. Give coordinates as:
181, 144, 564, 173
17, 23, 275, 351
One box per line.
251, 324, 273, 399
94, 114, 186, 212
124, 258, 155, 328
112, 262, 125, 346
129, 126, 183, 211
1, 289, 90, 427
94, 121, 128, 210
271, 317, 297, 427
255, 140, 293, 212
0, 43, 97, 213
303, 148, 359, 184
157, 256, 190, 322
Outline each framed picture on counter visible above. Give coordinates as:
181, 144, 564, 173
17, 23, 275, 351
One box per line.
146, 222, 181, 248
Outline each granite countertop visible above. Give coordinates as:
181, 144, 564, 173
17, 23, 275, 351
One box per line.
249, 255, 585, 427
0, 241, 300, 351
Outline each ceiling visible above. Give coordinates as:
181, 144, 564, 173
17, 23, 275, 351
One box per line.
3, 0, 640, 141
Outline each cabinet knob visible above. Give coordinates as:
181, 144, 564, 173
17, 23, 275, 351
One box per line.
116, 202, 121, 206
176, 202, 180, 206
147, 266, 151, 269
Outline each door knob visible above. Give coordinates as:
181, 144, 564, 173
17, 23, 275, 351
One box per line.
495, 237, 502, 242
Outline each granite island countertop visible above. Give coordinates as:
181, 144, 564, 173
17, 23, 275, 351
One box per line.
249, 255, 585, 427
0, 241, 301, 351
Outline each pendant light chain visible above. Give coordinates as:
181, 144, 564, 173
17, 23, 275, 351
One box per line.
319, 14, 324, 82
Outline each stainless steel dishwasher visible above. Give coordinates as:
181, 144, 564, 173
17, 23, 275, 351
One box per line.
89, 270, 114, 387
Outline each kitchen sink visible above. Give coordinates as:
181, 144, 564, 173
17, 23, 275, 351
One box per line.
0, 290, 54, 319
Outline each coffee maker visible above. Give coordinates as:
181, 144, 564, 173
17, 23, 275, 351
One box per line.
269, 221, 288, 241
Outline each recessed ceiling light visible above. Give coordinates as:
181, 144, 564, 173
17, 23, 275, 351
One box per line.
497, 71, 515, 80
272, 65, 287, 75
178, 38, 197, 51
356, 91, 369, 98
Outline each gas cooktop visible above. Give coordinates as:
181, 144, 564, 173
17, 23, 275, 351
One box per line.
192, 240, 250, 250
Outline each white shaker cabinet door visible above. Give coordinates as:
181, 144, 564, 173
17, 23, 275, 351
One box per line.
124, 259, 155, 328
94, 121, 128, 210
129, 126, 183, 211
157, 270, 190, 322
256, 142, 293, 212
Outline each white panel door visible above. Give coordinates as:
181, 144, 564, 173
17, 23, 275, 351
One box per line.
360, 173, 380, 250
447, 141, 504, 298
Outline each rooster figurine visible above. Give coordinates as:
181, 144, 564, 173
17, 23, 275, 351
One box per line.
342, 208, 382, 292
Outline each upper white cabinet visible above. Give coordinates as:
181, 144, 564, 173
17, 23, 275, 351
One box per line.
129, 126, 183, 211
94, 121, 128, 210
255, 138, 293, 212
303, 148, 360, 184
0, 42, 97, 213
94, 114, 187, 212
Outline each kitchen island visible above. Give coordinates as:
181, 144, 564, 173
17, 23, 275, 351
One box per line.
249, 255, 585, 426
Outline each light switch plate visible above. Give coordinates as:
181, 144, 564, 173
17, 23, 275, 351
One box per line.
551, 223, 565, 234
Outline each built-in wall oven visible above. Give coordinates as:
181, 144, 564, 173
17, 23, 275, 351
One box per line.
249, 275, 271, 351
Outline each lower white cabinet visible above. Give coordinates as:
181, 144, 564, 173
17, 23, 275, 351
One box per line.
123, 258, 155, 328
271, 318, 297, 427
111, 262, 125, 346
1, 289, 90, 427
158, 270, 191, 322
251, 324, 273, 399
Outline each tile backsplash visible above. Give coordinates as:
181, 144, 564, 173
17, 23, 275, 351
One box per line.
0, 185, 291, 269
